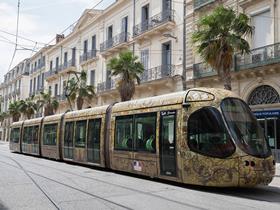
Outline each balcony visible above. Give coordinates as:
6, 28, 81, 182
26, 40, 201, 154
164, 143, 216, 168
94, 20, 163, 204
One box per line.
193, 0, 215, 10
193, 43, 280, 79
133, 10, 175, 41
45, 70, 58, 80
193, 62, 216, 79
59, 59, 76, 74
141, 65, 175, 83
80, 50, 97, 65
100, 32, 130, 56
97, 80, 116, 93
236, 42, 280, 71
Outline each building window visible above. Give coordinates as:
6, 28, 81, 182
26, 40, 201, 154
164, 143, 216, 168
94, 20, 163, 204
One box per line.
64, 52, 68, 65
50, 61, 53, 71
90, 70, 95, 86
142, 4, 149, 30
55, 57, 59, 70
54, 84, 58, 96
248, 85, 280, 105
107, 25, 113, 40
48, 86, 52, 94
72, 47, 76, 65
84, 40, 88, 54
43, 124, 57, 145
251, 9, 273, 48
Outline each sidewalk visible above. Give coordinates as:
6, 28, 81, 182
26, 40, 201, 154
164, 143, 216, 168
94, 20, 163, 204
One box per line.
270, 163, 280, 188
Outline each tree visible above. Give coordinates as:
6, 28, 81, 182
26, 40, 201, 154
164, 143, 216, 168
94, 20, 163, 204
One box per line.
39, 91, 59, 116
107, 51, 144, 101
67, 70, 95, 110
0, 112, 8, 124
192, 6, 253, 90
19, 96, 37, 119
8, 101, 22, 122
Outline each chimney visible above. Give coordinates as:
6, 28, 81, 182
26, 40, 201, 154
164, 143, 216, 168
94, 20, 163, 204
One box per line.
56, 34, 65, 44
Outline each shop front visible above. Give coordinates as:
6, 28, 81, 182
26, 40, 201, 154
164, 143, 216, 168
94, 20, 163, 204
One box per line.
254, 110, 280, 162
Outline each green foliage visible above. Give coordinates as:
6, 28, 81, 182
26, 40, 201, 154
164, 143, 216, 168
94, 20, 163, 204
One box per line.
66, 70, 95, 110
19, 96, 39, 119
8, 101, 22, 122
192, 6, 253, 90
39, 91, 59, 116
107, 51, 144, 101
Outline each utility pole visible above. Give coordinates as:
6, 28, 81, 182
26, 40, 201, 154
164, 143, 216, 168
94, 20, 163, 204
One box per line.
182, 0, 187, 91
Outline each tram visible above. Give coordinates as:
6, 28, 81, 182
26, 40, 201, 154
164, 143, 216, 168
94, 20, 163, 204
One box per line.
9, 88, 276, 187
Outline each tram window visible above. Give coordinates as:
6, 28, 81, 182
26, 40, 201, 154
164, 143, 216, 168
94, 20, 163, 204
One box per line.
135, 113, 156, 153
88, 119, 101, 162
75, 121, 87, 148
23, 127, 30, 143
188, 107, 235, 158
32, 126, 39, 144
115, 116, 133, 150
65, 122, 74, 147
43, 124, 57, 145
11, 128, 20, 143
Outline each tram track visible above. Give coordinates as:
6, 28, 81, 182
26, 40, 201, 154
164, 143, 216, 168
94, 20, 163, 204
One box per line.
0, 152, 206, 210
0, 154, 133, 210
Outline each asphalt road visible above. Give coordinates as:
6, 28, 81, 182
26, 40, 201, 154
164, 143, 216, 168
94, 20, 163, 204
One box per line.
0, 142, 280, 210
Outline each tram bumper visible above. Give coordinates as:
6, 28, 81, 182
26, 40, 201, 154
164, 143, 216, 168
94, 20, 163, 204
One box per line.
239, 156, 276, 187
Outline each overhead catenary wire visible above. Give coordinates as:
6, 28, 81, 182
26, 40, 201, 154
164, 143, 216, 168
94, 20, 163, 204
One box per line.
7, 0, 21, 72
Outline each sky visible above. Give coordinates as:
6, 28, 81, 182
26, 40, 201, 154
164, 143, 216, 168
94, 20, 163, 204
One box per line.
0, 0, 115, 82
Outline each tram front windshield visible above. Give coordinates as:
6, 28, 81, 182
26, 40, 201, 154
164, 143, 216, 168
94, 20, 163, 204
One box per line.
221, 98, 271, 158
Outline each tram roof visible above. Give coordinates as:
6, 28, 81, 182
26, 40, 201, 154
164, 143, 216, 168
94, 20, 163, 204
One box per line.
23, 117, 43, 126
43, 113, 64, 123
64, 105, 108, 120
112, 88, 238, 113
11, 121, 24, 128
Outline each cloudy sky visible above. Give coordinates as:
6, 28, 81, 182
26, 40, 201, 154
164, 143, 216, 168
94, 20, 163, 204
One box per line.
0, 0, 115, 82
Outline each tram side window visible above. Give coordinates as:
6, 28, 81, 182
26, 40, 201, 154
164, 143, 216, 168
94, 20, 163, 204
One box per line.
75, 121, 87, 148
23, 127, 31, 143
43, 124, 58, 145
32, 126, 39, 144
87, 119, 101, 148
11, 128, 20, 143
115, 116, 133, 150
188, 107, 235, 158
65, 122, 74, 147
135, 114, 156, 153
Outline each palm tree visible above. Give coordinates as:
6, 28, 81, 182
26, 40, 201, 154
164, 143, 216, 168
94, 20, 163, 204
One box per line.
19, 96, 37, 119
107, 51, 144, 101
39, 91, 59, 116
67, 70, 95, 110
0, 112, 8, 124
192, 6, 253, 90
8, 101, 22, 122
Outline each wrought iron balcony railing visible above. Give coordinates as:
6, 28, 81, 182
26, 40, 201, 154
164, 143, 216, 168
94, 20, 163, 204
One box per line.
61, 59, 76, 71
45, 70, 58, 79
193, 43, 280, 79
100, 32, 129, 52
133, 10, 174, 37
97, 80, 116, 92
193, 0, 215, 10
235, 42, 280, 71
140, 65, 175, 82
193, 62, 216, 79
80, 50, 97, 63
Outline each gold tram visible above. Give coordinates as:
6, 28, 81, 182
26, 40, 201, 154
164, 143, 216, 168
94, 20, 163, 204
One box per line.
9, 88, 276, 187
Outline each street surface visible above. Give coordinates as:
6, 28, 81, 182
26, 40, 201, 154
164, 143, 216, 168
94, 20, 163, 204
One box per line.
0, 142, 279, 210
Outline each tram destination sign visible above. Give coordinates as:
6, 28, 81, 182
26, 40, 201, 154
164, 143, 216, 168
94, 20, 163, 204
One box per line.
254, 110, 280, 118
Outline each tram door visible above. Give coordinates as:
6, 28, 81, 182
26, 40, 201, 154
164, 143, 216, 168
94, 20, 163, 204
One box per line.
87, 119, 101, 164
160, 111, 177, 176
